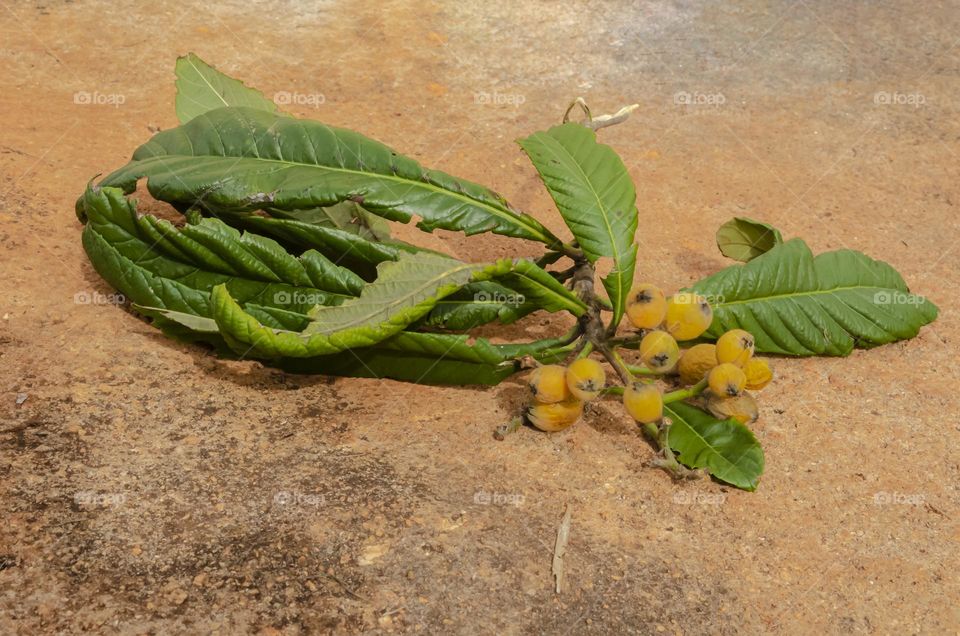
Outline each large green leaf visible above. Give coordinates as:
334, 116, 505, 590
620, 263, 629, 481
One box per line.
219, 214, 418, 281
269, 201, 391, 242
174, 53, 279, 123
518, 123, 638, 324
689, 239, 938, 356
665, 402, 764, 491
93, 106, 561, 247
716, 217, 782, 262
78, 186, 360, 325
136, 306, 568, 385
208, 254, 559, 358
419, 281, 539, 330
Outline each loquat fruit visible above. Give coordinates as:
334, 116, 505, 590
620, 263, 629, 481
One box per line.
565, 358, 606, 402
708, 362, 747, 397
743, 358, 773, 391
638, 330, 680, 373
526, 399, 584, 432
664, 293, 714, 341
715, 329, 755, 366
527, 364, 571, 403
706, 392, 759, 424
626, 283, 668, 330
622, 382, 664, 424
677, 343, 718, 385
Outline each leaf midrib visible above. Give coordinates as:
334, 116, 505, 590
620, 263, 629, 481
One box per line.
184, 57, 231, 109
126, 151, 556, 246
710, 283, 908, 309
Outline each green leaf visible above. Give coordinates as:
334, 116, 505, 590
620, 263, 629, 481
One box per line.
79, 186, 359, 324
716, 217, 783, 262
174, 53, 279, 123
210, 253, 511, 358
690, 239, 938, 356
665, 402, 764, 491
268, 200, 391, 242
95, 106, 561, 247
221, 214, 411, 281
137, 305, 568, 385
502, 259, 588, 316
279, 332, 570, 385
518, 123, 638, 324
419, 281, 538, 330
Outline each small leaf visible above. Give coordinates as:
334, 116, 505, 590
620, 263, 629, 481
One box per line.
716, 217, 783, 262
665, 402, 764, 491
174, 53, 279, 123
690, 239, 938, 356
518, 123, 638, 324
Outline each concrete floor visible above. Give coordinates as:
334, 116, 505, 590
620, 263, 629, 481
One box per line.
1, 1, 958, 634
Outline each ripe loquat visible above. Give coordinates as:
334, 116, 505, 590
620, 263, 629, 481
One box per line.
664, 293, 714, 341
708, 362, 747, 397
526, 399, 584, 432
527, 364, 571, 403
565, 358, 606, 402
715, 329, 755, 366
743, 358, 773, 391
626, 283, 668, 330
677, 343, 718, 385
706, 392, 759, 424
638, 330, 680, 373
622, 382, 664, 424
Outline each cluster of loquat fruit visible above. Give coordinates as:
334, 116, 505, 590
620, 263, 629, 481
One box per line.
524, 284, 774, 432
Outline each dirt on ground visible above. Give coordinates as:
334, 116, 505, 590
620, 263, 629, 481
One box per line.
1, 0, 958, 634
